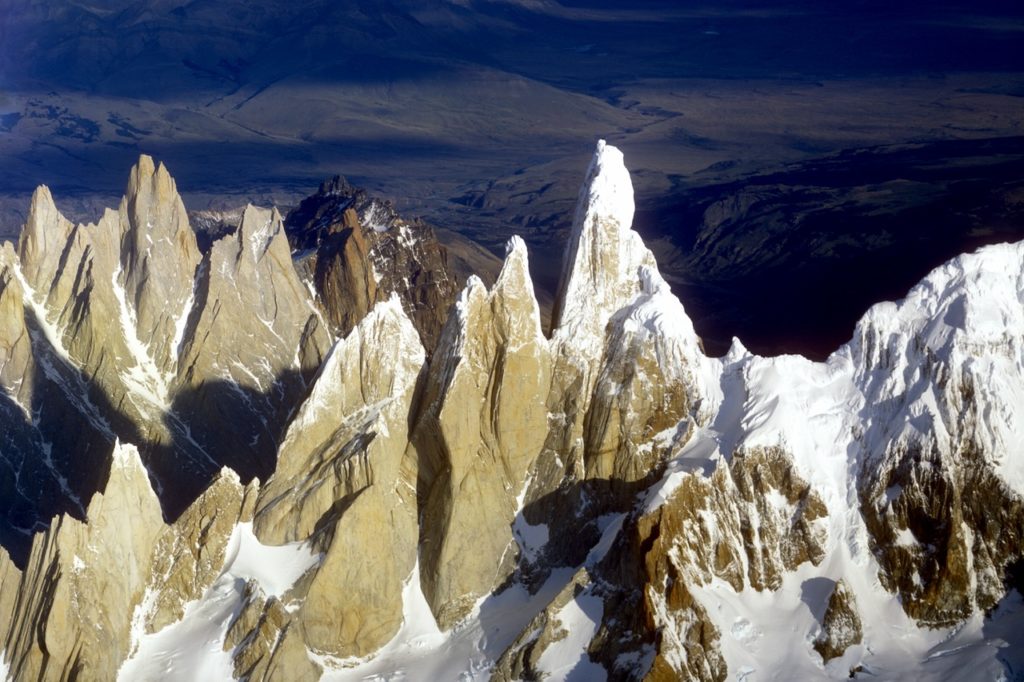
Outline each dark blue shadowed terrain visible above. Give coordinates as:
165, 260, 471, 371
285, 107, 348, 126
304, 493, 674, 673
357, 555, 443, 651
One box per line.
1, 0, 1023, 355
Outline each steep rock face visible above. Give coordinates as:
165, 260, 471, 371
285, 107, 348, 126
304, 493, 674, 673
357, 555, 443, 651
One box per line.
0, 247, 32, 409
515, 141, 708, 584
15, 185, 147, 441
224, 585, 321, 682
253, 297, 425, 658
859, 438, 1024, 626
852, 247, 1024, 626
114, 464, 324, 682
5, 171, 155, 533
142, 469, 258, 633
412, 236, 552, 627
0, 239, 116, 561
544, 445, 828, 682
311, 207, 377, 342
3, 141, 1024, 680
540, 142, 665, 494
641, 447, 828, 596
168, 203, 331, 498
582, 266, 702, 486
15, 186, 75, 292
0, 160, 332, 537
0, 441, 163, 681
550, 140, 659, 359
0, 547, 19, 666
116, 155, 202, 374
17, 167, 190, 426
644, 450, 824, 677
254, 295, 424, 544
286, 176, 458, 354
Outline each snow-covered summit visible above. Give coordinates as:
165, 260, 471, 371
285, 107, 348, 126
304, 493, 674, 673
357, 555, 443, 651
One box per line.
847, 240, 1024, 491
551, 140, 660, 360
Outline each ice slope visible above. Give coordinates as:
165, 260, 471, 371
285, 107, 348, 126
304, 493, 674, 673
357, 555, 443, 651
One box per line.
312, 516, 628, 681
649, 240, 1024, 680
311, 563, 582, 681
118, 524, 320, 682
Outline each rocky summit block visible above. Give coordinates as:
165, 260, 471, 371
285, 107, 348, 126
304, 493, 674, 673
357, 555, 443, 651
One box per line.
285, 175, 459, 355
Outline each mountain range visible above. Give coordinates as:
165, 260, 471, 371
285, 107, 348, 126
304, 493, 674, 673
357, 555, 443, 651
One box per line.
0, 142, 1021, 680
3, 1, 1024, 361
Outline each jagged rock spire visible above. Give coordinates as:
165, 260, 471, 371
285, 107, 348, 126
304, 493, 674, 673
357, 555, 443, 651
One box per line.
491, 235, 546, 344
255, 293, 425, 544
166, 202, 331, 494
116, 155, 202, 371
176, 203, 330, 396
550, 140, 658, 356
6, 142, 1024, 681
413, 235, 552, 628
0, 440, 163, 681
254, 295, 425, 658
0, 245, 32, 408
17, 185, 77, 291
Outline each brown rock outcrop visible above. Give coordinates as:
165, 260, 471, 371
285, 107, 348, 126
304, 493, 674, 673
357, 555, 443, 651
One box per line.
412, 236, 553, 627
261, 297, 426, 658
225, 586, 321, 682
583, 445, 826, 681
0, 441, 163, 681
860, 434, 1024, 626
813, 579, 862, 662
143, 468, 258, 633
854, 299, 1024, 627
490, 569, 594, 682
286, 175, 459, 354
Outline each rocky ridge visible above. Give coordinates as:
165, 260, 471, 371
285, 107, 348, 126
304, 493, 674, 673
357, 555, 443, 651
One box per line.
0, 143, 1021, 680
284, 175, 459, 355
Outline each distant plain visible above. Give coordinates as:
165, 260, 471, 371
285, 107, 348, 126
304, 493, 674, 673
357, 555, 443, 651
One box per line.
2, 0, 1022, 355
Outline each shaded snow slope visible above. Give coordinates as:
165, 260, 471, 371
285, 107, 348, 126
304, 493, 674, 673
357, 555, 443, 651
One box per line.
118, 524, 320, 682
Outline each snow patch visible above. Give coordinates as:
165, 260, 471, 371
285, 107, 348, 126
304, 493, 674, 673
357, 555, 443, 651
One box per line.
246, 212, 276, 260
171, 263, 201, 366
317, 562, 581, 680
8, 259, 76, 369
361, 201, 392, 233
895, 526, 918, 547
117, 522, 320, 681
222, 522, 321, 600
632, 240, 1024, 681
111, 265, 171, 411
512, 474, 549, 564
117, 575, 241, 682
535, 592, 607, 681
